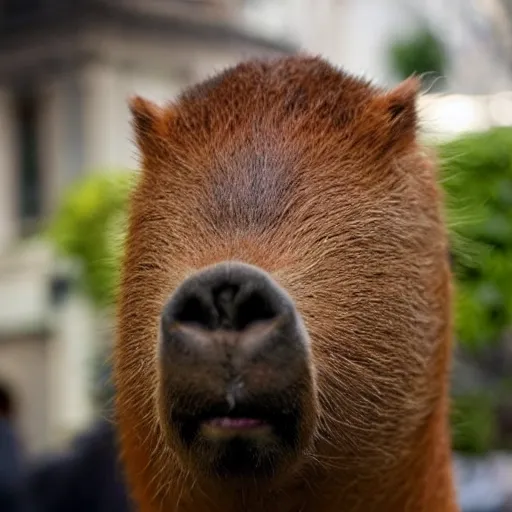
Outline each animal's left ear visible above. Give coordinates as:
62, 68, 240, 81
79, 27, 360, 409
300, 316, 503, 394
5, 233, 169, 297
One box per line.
368, 76, 420, 153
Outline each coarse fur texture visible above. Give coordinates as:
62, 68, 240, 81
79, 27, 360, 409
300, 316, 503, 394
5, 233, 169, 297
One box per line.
114, 54, 459, 511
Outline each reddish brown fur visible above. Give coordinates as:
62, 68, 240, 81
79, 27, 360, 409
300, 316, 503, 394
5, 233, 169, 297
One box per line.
114, 55, 459, 511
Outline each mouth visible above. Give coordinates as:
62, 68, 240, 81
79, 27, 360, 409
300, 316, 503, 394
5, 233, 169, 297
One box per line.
169, 401, 297, 478
171, 399, 299, 449
200, 416, 272, 439
174, 403, 299, 478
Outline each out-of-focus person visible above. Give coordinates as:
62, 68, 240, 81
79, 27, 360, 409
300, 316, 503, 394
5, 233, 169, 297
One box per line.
28, 418, 133, 512
0, 382, 30, 512
27, 357, 133, 512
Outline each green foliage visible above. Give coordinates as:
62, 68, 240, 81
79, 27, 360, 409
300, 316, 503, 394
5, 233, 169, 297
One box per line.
47, 170, 135, 309
451, 392, 497, 455
441, 128, 512, 454
389, 27, 447, 86
439, 128, 512, 352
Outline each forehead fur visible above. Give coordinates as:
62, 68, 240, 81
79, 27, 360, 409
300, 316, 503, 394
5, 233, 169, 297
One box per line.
130, 55, 420, 165
178, 55, 378, 123
127, 55, 425, 269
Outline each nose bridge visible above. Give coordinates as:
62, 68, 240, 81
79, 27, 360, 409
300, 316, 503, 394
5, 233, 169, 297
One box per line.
194, 260, 276, 286
185, 235, 289, 284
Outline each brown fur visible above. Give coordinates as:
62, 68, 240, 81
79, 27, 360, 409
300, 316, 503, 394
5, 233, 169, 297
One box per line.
114, 55, 459, 511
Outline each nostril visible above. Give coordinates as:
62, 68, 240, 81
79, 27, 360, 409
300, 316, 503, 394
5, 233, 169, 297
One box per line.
173, 295, 215, 328
234, 289, 279, 330
165, 265, 287, 333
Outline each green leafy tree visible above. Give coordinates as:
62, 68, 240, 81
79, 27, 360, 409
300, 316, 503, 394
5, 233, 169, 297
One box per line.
389, 27, 448, 89
440, 127, 512, 454
440, 128, 512, 353
47, 170, 135, 310
451, 392, 498, 455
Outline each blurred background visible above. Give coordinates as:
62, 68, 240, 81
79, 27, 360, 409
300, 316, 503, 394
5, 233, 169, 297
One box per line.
0, 1, 511, 511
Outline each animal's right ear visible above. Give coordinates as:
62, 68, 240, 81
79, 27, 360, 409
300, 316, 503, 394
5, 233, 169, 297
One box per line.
128, 96, 166, 155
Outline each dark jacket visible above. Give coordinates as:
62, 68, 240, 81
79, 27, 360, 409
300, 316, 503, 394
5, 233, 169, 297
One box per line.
0, 417, 28, 512
28, 419, 133, 512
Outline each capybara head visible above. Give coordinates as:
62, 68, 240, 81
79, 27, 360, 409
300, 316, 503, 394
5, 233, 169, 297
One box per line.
115, 55, 453, 509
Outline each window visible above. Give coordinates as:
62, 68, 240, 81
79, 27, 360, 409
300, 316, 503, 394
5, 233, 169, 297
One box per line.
14, 91, 43, 234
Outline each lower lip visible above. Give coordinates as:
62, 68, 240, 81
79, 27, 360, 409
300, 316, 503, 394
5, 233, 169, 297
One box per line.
200, 417, 271, 438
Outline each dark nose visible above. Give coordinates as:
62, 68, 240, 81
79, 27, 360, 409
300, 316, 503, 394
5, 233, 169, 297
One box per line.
160, 261, 308, 367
